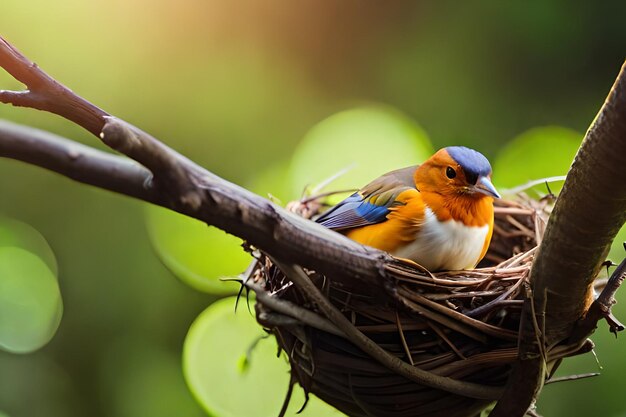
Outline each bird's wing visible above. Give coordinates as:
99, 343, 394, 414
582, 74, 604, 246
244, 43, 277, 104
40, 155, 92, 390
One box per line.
315, 165, 418, 230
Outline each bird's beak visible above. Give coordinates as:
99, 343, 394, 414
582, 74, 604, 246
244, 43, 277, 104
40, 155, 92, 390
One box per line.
474, 176, 501, 199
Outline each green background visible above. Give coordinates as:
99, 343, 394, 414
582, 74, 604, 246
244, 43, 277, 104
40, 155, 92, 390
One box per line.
1, 1, 626, 416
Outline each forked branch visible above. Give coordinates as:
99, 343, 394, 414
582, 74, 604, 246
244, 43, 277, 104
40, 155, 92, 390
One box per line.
0, 36, 108, 135
0, 35, 394, 291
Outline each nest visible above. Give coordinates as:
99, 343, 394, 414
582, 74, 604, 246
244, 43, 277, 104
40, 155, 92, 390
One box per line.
247, 194, 582, 417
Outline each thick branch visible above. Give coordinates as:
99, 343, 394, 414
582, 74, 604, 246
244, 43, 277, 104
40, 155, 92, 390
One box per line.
0, 35, 395, 290
491, 62, 626, 416
0, 36, 203, 210
535, 62, 626, 344
0, 119, 159, 204
101, 118, 205, 210
0, 119, 392, 289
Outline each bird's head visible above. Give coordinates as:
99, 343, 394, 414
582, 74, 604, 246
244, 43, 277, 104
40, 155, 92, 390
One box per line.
414, 146, 500, 199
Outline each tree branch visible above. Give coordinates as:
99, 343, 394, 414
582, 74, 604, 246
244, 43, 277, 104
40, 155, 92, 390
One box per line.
490, 62, 626, 416
0, 37, 108, 136
0, 122, 392, 287
0, 35, 392, 291
0, 119, 159, 204
536, 62, 626, 344
571, 256, 626, 341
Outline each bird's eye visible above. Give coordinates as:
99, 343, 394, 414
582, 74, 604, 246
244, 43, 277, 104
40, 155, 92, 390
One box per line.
446, 167, 457, 179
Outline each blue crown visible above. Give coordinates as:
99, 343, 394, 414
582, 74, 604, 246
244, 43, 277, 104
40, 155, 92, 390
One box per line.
446, 146, 492, 185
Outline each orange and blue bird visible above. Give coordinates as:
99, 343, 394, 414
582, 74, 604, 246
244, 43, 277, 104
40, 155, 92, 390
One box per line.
315, 147, 500, 271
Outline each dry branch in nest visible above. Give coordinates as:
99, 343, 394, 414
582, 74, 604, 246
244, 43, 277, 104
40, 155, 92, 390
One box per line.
246, 195, 602, 417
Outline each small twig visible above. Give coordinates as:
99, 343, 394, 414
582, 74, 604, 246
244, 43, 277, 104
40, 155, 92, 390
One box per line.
506, 215, 536, 239
397, 287, 518, 341
501, 176, 567, 196
593, 256, 626, 335
534, 211, 544, 246
395, 310, 415, 365
426, 321, 466, 360
246, 280, 344, 338
525, 408, 543, 417
277, 374, 297, 417
494, 207, 535, 216
299, 189, 358, 204
525, 283, 548, 365
545, 372, 600, 385
239, 334, 269, 373
547, 338, 594, 364
309, 164, 356, 195
466, 272, 527, 318
499, 247, 537, 270
256, 311, 302, 328
571, 257, 626, 342
394, 291, 489, 343
0, 36, 108, 135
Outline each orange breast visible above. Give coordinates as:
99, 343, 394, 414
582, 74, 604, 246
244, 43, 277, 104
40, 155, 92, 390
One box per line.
420, 192, 494, 266
420, 192, 494, 227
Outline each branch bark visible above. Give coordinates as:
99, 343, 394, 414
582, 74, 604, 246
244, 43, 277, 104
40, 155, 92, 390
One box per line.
490, 62, 626, 416
0, 119, 159, 204
536, 64, 626, 344
0, 37, 108, 135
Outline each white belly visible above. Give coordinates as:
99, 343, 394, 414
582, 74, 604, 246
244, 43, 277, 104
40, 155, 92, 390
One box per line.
392, 207, 489, 271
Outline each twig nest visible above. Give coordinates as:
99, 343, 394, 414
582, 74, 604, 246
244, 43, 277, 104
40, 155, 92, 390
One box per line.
249, 195, 571, 417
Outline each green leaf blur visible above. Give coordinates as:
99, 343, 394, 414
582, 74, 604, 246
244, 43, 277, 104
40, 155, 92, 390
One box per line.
99, 336, 205, 417
494, 126, 582, 195
610, 228, 626, 261
290, 106, 433, 201
146, 206, 251, 295
0, 216, 58, 275
0, 247, 62, 354
246, 161, 294, 206
183, 297, 346, 417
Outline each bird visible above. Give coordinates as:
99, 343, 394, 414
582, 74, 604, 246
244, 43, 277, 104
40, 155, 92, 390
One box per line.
315, 146, 500, 271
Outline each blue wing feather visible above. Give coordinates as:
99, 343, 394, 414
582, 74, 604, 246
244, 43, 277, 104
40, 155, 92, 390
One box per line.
315, 193, 390, 230
315, 165, 418, 231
